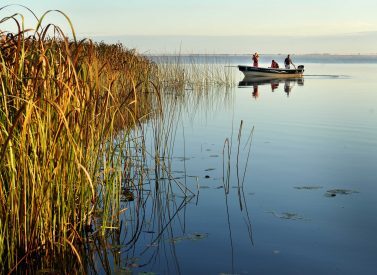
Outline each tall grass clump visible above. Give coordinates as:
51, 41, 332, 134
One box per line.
154, 54, 236, 92
0, 9, 160, 272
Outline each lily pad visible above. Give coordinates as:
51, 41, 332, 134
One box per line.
267, 211, 304, 220
169, 232, 208, 243
169, 236, 186, 244
199, 185, 211, 189
294, 186, 323, 190
187, 232, 209, 241
325, 189, 359, 197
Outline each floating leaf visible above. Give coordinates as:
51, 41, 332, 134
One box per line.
187, 232, 209, 241
325, 189, 359, 197
169, 232, 208, 243
294, 186, 323, 190
199, 185, 211, 189
267, 211, 304, 220
169, 236, 186, 244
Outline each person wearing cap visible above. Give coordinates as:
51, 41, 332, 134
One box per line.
252, 52, 259, 67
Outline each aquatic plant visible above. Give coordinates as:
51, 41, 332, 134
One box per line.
0, 8, 159, 272
152, 54, 236, 92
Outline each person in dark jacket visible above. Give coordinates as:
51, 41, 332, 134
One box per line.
284, 54, 295, 69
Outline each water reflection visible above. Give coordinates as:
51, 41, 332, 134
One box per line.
76, 88, 254, 274
239, 77, 304, 98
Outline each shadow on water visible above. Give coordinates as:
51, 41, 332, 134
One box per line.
239, 76, 305, 98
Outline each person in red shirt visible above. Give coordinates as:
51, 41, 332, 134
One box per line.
252, 52, 259, 67
271, 60, 279, 68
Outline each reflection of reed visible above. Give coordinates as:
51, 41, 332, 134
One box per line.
76, 84, 239, 273
222, 120, 255, 273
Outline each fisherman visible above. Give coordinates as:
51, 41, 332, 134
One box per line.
271, 60, 279, 68
252, 52, 259, 67
284, 54, 295, 69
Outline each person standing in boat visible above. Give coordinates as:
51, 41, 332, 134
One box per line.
252, 52, 259, 67
284, 54, 295, 69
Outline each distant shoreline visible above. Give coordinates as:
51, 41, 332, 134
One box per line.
90, 33, 377, 56
147, 54, 377, 65
146, 53, 377, 57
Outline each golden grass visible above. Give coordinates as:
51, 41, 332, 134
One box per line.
0, 9, 159, 272
154, 55, 236, 92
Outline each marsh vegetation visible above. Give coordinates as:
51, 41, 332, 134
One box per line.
0, 8, 237, 273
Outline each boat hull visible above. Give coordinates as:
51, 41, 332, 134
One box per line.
238, 65, 304, 78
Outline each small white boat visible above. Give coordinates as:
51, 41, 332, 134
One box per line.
238, 65, 304, 78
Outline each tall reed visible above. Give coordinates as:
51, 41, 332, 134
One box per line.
0, 9, 159, 272
153, 54, 236, 92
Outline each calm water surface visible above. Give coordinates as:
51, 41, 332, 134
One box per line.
112, 59, 377, 275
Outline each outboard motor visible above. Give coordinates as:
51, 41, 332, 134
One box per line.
297, 65, 304, 73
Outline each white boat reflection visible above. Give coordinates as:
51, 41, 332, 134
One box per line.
238, 76, 304, 98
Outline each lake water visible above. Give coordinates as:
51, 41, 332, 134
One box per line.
108, 56, 377, 275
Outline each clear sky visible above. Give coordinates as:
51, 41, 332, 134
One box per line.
1, 0, 377, 54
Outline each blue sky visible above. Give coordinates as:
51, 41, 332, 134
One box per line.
1, 1, 377, 54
